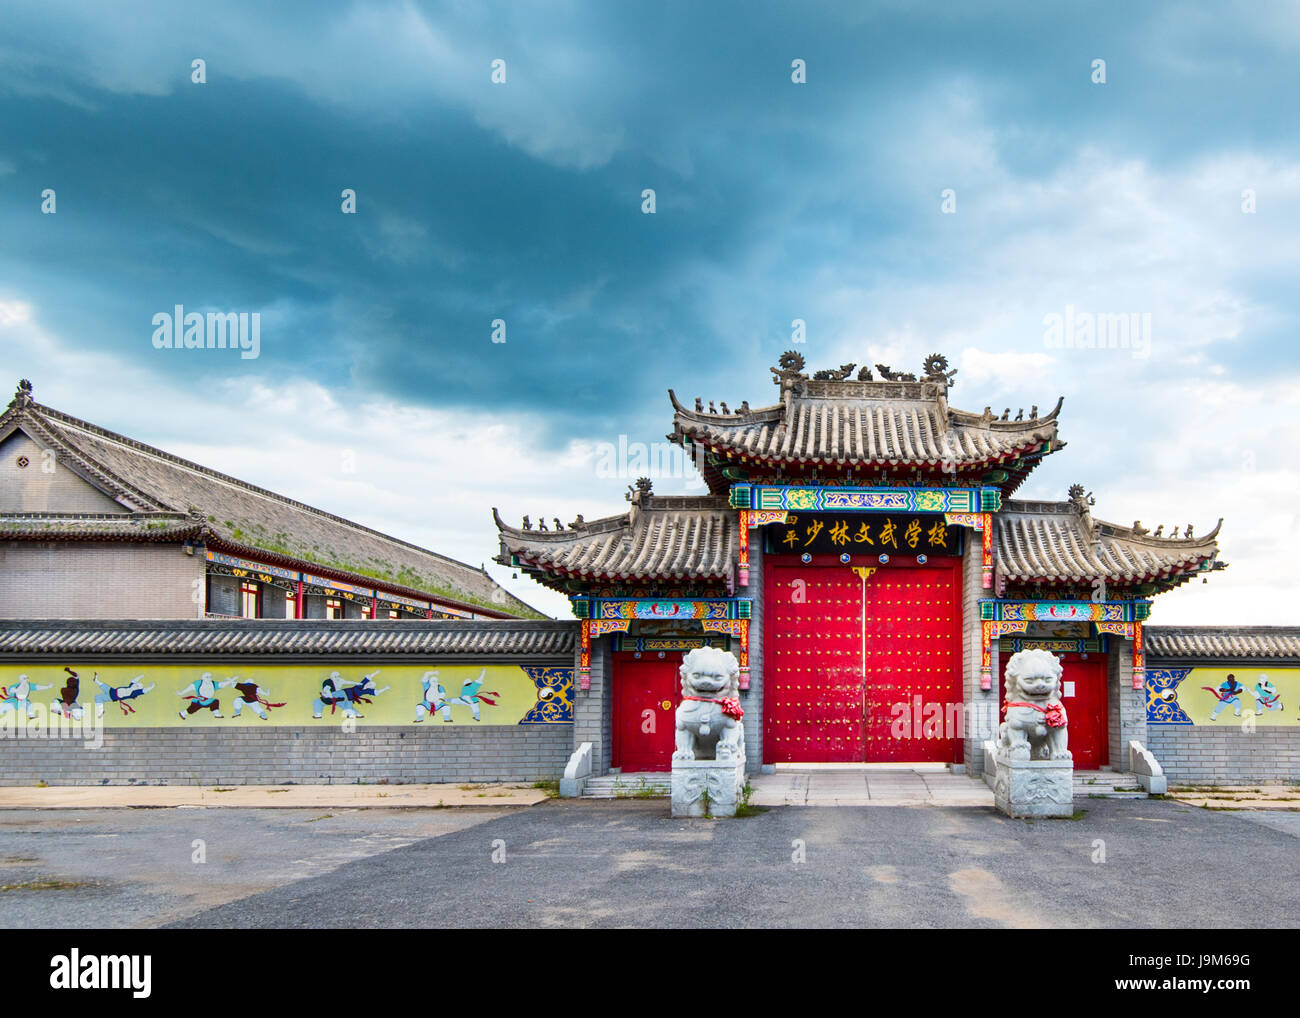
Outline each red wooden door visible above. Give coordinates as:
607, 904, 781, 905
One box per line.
999, 652, 1108, 769
764, 555, 962, 764
612, 653, 680, 772
862, 561, 962, 763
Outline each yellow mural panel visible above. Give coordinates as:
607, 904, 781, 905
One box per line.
0, 664, 572, 728
1148, 667, 1299, 727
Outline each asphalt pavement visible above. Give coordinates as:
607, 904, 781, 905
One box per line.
3, 798, 1296, 929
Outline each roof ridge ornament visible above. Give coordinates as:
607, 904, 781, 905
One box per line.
770, 350, 958, 390
921, 354, 957, 390
13, 379, 33, 408
770, 350, 807, 387
626, 476, 653, 505
1067, 483, 1095, 512
1068, 483, 1097, 541
812, 362, 856, 380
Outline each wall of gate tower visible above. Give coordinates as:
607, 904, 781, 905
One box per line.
743, 539, 765, 775
961, 531, 990, 774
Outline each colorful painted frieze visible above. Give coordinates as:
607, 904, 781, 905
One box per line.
0, 664, 573, 728
1147, 667, 1299, 727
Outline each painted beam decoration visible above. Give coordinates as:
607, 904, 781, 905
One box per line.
998, 636, 1108, 654
737, 510, 792, 586
584, 598, 751, 621
979, 601, 1150, 689
206, 550, 298, 591
764, 512, 964, 556
980, 619, 1029, 688
979, 600, 1152, 623
574, 598, 753, 687
205, 552, 476, 619
1148, 667, 1299, 727
731, 483, 1001, 514
0, 664, 572, 728
301, 574, 376, 604
613, 635, 731, 652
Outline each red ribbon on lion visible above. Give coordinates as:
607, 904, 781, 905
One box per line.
683, 695, 744, 720
1003, 700, 1068, 728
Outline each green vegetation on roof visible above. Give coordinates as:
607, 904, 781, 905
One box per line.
224, 520, 545, 618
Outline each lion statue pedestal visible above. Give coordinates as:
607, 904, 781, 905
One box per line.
993, 649, 1074, 818
670, 647, 746, 818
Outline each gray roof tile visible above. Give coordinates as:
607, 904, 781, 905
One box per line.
0, 619, 576, 658
1145, 627, 1300, 661
495, 496, 734, 587
1, 383, 540, 618
997, 498, 1221, 587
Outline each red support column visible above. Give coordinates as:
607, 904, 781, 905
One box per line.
1132, 621, 1145, 690
981, 513, 994, 589
295, 580, 304, 619
737, 510, 750, 586
981, 620, 993, 690
737, 619, 750, 690
580, 620, 592, 690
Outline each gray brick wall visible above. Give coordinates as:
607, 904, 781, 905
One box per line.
0, 432, 124, 513
574, 633, 611, 774
1148, 726, 1300, 784
962, 536, 992, 773
742, 539, 764, 774
1106, 638, 1146, 769
0, 724, 572, 785
0, 541, 205, 619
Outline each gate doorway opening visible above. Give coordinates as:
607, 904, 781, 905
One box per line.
999, 650, 1109, 770
763, 554, 963, 765
612, 652, 682, 772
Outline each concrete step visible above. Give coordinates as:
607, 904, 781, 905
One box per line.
581, 773, 672, 798
1074, 774, 1147, 799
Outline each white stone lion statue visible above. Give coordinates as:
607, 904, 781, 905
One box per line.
998, 648, 1071, 762
673, 646, 745, 763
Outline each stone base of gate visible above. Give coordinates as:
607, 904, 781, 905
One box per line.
671, 758, 745, 818
993, 751, 1074, 818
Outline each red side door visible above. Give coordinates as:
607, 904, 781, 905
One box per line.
1061, 655, 1108, 770
1000, 652, 1109, 769
612, 653, 681, 772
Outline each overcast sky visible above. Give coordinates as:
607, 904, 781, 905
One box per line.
2, 1, 1298, 621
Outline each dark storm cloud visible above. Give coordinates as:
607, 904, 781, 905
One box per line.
1, 0, 1298, 448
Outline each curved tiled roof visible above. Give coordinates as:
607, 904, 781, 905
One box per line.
0, 512, 208, 541
672, 388, 1062, 470
495, 496, 735, 591
997, 498, 1221, 590
1145, 627, 1300, 661
1, 383, 541, 619
669, 356, 1063, 498
0, 619, 576, 658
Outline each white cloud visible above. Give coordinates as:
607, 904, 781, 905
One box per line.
0, 297, 598, 617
